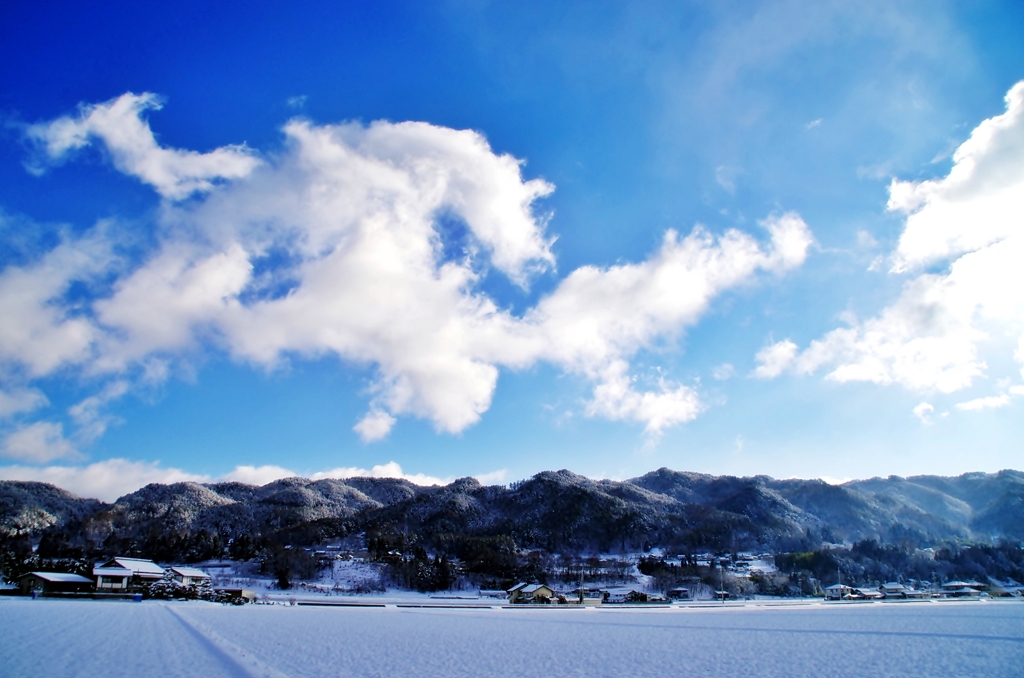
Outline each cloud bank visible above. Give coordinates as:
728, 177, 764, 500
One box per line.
1, 92, 811, 460
755, 81, 1024, 401
0, 458, 474, 502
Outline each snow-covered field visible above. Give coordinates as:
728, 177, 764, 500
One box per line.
1, 598, 1021, 677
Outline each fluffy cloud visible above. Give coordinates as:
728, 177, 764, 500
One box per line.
353, 410, 398, 443
756, 81, 1024, 399
26, 93, 261, 200
1, 421, 81, 463
912, 401, 934, 424
3, 93, 811, 449
0, 387, 48, 419
0, 226, 114, 377
0, 459, 478, 501
955, 395, 1010, 412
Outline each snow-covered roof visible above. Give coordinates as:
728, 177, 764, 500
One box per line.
506, 582, 527, 593
107, 557, 165, 575
24, 572, 92, 583
93, 567, 132, 577
522, 584, 551, 594
854, 588, 883, 597
170, 566, 210, 579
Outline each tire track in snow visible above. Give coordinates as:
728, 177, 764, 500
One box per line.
164, 604, 295, 678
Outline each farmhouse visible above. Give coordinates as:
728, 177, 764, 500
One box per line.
95, 557, 165, 589
507, 582, 555, 603
824, 584, 854, 600
170, 566, 211, 586
880, 582, 906, 598
93, 565, 133, 591
853, 587, 883, 599
603, 586, 649, 603
19, 572, 93, 595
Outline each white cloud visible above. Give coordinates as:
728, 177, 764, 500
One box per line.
1, 421, 81, 463
912, 401, 934, 424
955, 395, 1010, 412
220, 464, 297, 486
712, 363, 735, 380
889, 82, 1024, 272
526, 212, 812, 434
805, 118, 822, 130
0, 458, 467, 502
473, 468, 508, 485
752, 339, 798, 379
714, 165, 740, 193
0, 387, 48, 418
309, 461, 449, 486
353, 410, 397, 442
584, 361, 702, 437
5, 94, 812, 446
0, 226, 114, 377
0, 458, 205, 501
286, 95, 308, 109
26, 93, 261, 200
856, 230, 878, 249
67, 380, 129, 442
1010, 385, 1024, 396
756, 81, 1024, 395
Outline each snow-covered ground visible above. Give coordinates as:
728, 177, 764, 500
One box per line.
1, 597, 1021, 677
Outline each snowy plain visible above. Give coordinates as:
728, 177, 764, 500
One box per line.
1, 597, 1021, 677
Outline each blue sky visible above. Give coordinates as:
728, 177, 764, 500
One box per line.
1, 0, 1023, 500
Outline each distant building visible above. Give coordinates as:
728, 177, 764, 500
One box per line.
170, 566, 211, 587
940, 581, 983, 598
95, 557, 165, 589
603, 586, 648, 603
507, 582, 555, 603
19, 572, 93, 595
824, 584, 854, 600
853, 587, 883, 600
880, 582, 906, 598
93, 566, 133, 591
667, 587, 691, 600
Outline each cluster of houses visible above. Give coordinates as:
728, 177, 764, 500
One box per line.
824, 580, 1024, 600
502, 577, 1024, 605
17, 556, 255, 602
504, 582, 671, 605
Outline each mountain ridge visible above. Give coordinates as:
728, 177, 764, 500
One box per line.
3, 468, 1021, 553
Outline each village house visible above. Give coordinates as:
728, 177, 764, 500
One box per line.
93, 565, 133, 591
506, 582, 555, 603
853, 587, 884, 600
19, 572, 93, 596
940, 581, 984, 598
879, 582, 906, 598
603, 586, 648, 603
824, 584, 854, 600
94, 557, 166, 589
170, 566, 211, 587
667, 586, 691, 600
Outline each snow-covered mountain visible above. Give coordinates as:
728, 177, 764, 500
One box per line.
2, 468, 1021, 552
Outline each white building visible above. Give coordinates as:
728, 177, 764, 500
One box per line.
170, 566, 211, 586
